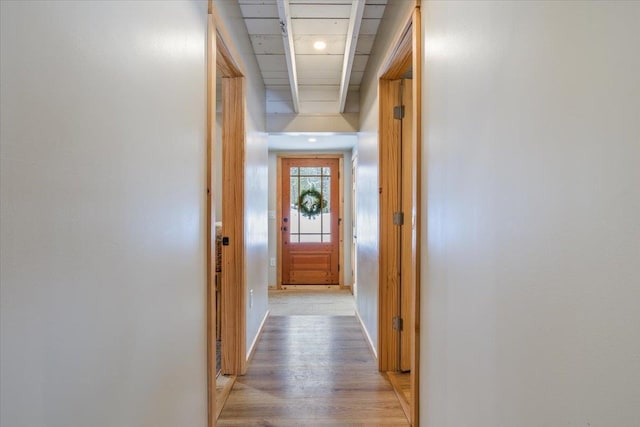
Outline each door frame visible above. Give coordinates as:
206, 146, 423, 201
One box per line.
351, 155, 358, 297
276, 154, 345, 289
377, 3, 422, 425
207, 2, 248, 426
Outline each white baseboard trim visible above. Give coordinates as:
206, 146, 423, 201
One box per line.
355, 308, 377, 360
246, 309, 270, 364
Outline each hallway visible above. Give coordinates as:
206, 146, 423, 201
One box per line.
217, 313, 408, 426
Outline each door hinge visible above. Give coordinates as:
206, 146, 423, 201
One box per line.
393, 211, 404, 225
392, 316, 404, 331
393, 105, 405, 120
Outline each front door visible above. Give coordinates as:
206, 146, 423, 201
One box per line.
281, 158, 340, 285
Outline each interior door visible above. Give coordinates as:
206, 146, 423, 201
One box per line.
281, 158, 340, 285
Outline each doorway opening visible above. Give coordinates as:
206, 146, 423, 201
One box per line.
377, 4, 422, 425
206, 3, 249, 425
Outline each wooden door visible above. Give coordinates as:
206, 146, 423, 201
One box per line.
281, 158, 340, 285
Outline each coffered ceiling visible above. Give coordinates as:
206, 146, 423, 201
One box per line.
238, 0, 387, 115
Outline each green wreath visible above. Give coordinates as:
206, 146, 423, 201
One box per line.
297, 187, 327, 219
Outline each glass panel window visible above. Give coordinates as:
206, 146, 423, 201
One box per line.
288, 162, 332, 244
300, 167, 322, 175
300, 176, 321, 192
289, 206, 299, 235
299, 213, 321, 234
321, 209, 331, 236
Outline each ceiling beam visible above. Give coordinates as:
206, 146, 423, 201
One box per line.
338, 0, 365, 113
276, 0, 300, 113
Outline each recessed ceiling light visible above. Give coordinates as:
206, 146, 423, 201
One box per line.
308, 137, 317, 142
313, 41, 326, 50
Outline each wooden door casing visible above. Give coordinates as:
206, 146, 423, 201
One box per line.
400, 78, 413, 372
281, 158, 340, 285
377, 5, 422, 425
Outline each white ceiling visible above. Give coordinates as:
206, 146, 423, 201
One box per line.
238, 0, 387, 115
268, 133, 357, 151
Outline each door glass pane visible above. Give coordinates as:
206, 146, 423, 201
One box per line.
300, 234, 322, 243
300, 176, 321, 190
289, 206, 299, 234
299, 212, 321, 234
321, 210, 331, 241
322, 167, 331, 175
289, 177, 299, 240
290, 167, 298, 175
300, 167, 321, 175
320, 175, 331, 241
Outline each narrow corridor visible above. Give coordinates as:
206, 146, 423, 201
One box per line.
217, 313, 408, 426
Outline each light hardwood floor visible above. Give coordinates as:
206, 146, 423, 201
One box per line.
268, 289, 355, 316
217, 315, 409, 426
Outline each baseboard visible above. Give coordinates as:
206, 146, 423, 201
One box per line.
246, 309, 270, 365
215, 374, 236, 420
355, 308, 377, 359
280, 284, 340, 290
386, 371, 411, 422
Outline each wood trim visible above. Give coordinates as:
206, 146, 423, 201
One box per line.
276, 157, 282, 289
280, 284, 340, 290
212, 7, 245, 78
378, 78, 402, 372
221, 76, 246, 376
411, 6, 422, 425
206, 13, 216, 427
351, 155, 358, 293
400, 78, 413, 373
215, 374, 236, 420
208, 1, 248, 383
379, 9, 414, 80
339, 156, 344, 287
377, 3, 422, 426
386, 372, 411, 421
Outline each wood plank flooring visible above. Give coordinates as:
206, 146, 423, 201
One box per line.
217, 315, 409, 426
268, 289, 355, 316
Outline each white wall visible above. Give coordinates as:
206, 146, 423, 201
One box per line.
356, 0, 415, 351
212, 0, 269, 355
421, 2, 640, 426
0, 1, 208, 426
267, 147, 354, 288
